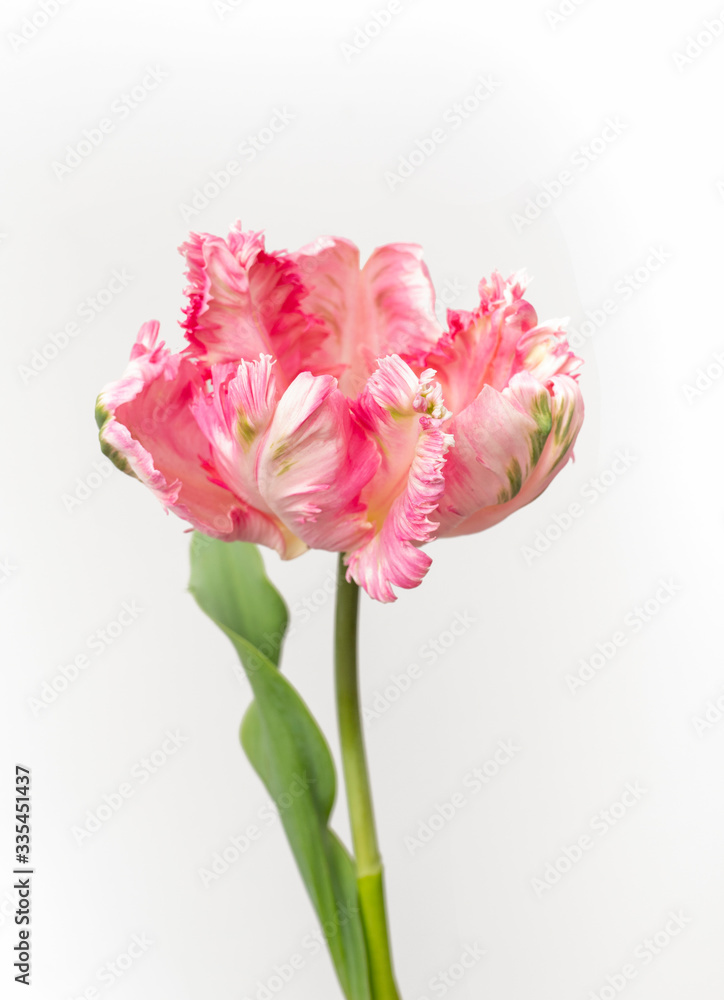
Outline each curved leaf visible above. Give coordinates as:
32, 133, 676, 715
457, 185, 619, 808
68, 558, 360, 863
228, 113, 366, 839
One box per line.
188, 533, 371, 1000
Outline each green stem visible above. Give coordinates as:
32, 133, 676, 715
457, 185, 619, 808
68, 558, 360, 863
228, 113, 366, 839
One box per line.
334, 556, 402, 1000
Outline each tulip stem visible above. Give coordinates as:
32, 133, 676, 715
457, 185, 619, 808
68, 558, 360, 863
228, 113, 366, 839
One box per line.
334, 555, 402, 1000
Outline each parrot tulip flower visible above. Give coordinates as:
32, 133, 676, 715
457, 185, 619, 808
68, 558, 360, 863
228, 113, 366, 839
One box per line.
96, 223, 583, 602
96, 223, 587, 998
428, 271, 584, 539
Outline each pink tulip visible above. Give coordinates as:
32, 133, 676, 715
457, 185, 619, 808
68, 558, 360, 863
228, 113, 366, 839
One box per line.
427, 271, 584, 539
96, 224, 583, 602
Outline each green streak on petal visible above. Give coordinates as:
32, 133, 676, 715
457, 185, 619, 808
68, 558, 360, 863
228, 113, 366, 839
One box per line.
99, 437, 136, 477
94, 398, 109, 431
554, 404, 575, 446
550, 439, 573, 473
236, 413, 256, 447
508, 456, 523, 497
528, 393, 553, 466
95, 397, 137, 479
497, 456, 523, 504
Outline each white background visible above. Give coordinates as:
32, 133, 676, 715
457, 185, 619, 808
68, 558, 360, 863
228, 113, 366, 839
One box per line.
2, 0, 724, 997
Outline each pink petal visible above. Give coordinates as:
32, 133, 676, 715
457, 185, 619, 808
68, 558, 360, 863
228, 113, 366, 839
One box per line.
345, 356, 453, 602
96, 323, 304, 557
179, 222, 326, 385
434, 371, 584, 538
290, 238, 444, 397
361, 242, 444, 368
426, 271, 538, 413
256, 372, 380, 553
515, 320, 583, 382
191, 355, 307, 559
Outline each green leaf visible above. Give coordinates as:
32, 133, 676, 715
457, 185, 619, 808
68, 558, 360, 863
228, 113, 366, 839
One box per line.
188, 533, 371, 1000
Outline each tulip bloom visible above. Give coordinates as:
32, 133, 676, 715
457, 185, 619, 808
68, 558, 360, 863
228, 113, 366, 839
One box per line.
427, 271, 584, 539
96, 223, 583, 601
